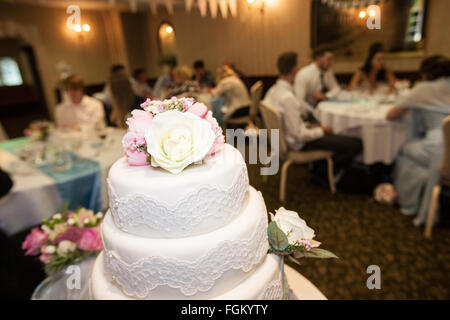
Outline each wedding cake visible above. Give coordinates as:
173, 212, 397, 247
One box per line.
90, 98, 285, 300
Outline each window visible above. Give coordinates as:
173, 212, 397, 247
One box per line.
0, 57, 23, 86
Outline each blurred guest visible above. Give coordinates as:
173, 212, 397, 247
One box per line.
102, 64, 127, 106
192, 60, 215, 88
224, 60, 250, 89
130, 68, 153, 99
166, 66, 200, 98
211, 65, 250, 116
265, 52, 362, 179
348, 42, 396, 93
110, 72, 147, 129
387, 55, 450, 226
54, 75, 105, 130
0, 168, 13, 199
154, 55, 178, 98
294, 49, 341, 117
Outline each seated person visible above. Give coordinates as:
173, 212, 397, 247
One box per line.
110, 72, 147, 129
166, 66, 200, 98
387, 55, 450, 226
264, 52, 362, 181
54, 75, 105, 130
348, 42, 396, 93
153, 55, 178, 99
0, 168, 13, 199
192, 60, 215, 89
294, 48, 341, 117
130, 68, 153, 99
211, 65, 250, 117
224, 60, 250, 89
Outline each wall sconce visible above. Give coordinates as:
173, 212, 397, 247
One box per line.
71, 23, 91, 33
246, 0, 276, 14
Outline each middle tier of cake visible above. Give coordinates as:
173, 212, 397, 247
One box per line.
98, 187, 269, 300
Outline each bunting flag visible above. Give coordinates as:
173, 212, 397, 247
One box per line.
228, 0, 237, 17
149, 0, 157, 15
208, 0, 218, 19
218, 0, 228, 18
185, 0, 194, 12
198, 0, 208, 17
129, 0, 137, 13
165, 0, 174, 15
108, 0, 116, 7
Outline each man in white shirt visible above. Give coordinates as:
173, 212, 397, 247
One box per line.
294, 49, 341, 118
264, 52, 362, 179
55, 75, 105, 130
130, 68, 153, 99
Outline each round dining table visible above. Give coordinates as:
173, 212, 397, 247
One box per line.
0, 128, 126, 236
317, 101, 408, 165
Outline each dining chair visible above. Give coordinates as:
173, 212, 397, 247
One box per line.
0, 121, 8, 142
424, 116, 450, 238
249, 81, 264, 124
259, 101, 336, 203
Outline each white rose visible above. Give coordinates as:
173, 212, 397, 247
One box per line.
43, 245, 56, 254
272, 207, 315, 245
56, 240, 77, 257
145, 110, 215, 174
53, 213, 62, 220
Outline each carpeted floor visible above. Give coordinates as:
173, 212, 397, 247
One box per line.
247, 161, 450, 300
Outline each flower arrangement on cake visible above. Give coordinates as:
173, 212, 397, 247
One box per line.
122, 97, 225, 174
268, 207, 338, 265
22, 206, 103, 275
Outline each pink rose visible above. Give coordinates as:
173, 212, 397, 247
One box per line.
77, 228, 102, 251
53, 226, 83, 244
126, 109, 153, 135
186, 103, 209, 119
205, 111, 225, 155
22, 228, 48, 256
39, 253, 53, 264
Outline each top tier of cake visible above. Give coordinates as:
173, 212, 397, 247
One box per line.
107, 143, 249, 238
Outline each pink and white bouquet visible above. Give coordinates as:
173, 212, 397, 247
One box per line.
122, 97, 225, 174
22, 207, 103, 275
24, 120, 54, 142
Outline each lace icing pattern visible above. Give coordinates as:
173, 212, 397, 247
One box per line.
259, 264, 284, 300
103, 208, 268, 298
108, 165, 249, 237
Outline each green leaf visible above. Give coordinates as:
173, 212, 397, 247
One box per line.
287, 255, 302, 267
267, 221, 289, 251
303, 248, 338, 259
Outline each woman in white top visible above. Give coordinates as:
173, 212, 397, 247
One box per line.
387, 55, 450, 226
54, 75, 105, 130
211, 65, 250, 117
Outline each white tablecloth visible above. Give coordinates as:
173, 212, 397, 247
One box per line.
317, 101, 407, 165
0, 128, 126, 236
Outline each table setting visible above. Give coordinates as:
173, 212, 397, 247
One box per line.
0, 122, 126, 236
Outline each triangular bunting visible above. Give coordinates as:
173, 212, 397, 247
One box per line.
218, 0, 228, 19
185, 0, 194, 12
149, 0, 157, 15
209, 0, 218, 19
165, 0, 174, 15
228, 0, 237, 17
198, 0, 208, 17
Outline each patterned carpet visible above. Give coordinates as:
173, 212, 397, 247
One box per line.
247, 161, 450, 300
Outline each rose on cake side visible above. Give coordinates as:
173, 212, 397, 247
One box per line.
122, 97, 225, 173
268, 207, 337, 264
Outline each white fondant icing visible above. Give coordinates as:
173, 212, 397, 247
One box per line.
91, 253, 283, 300
98, 187, 269, 299
108, 143, 249, 238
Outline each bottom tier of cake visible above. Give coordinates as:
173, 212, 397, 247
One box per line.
90, 252, 284, 300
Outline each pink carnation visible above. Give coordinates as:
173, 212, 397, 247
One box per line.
22, 228, 48, 256
125, 148, 149, 166
78, 228, 102, 251
39, 253, 52, 264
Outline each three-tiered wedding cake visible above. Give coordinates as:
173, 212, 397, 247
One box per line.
90, 98, 284, 300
